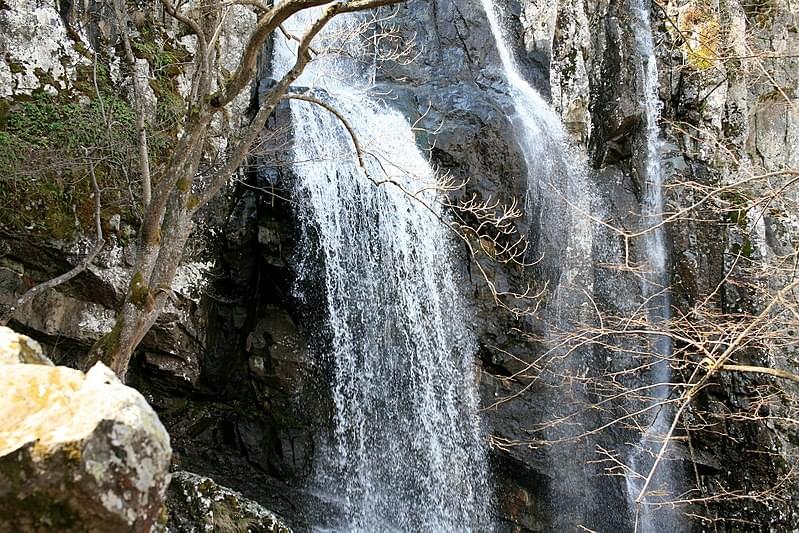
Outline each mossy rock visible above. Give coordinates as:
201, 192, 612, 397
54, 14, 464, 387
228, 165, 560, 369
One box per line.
166, 471, 293, 533
0, 90, 138, 239
674, 2, 721, 71
0, 339, 172, 533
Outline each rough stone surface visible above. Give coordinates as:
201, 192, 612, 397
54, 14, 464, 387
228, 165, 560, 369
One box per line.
0, 229, 208, 373
0, 326, 51, 365
0, 330, 172, 532
166, 471, 292, 533
0, 0, 88, 97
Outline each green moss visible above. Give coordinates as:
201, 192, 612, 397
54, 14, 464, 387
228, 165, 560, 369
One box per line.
132, 40, 160, 62
73, 62, 109, 96
731, 239, 755, 259
0, 86, 137, 237
5, 92, 134, 149
0, 131, 28, 163
72, 41, 92, 59
0, 99, 10, 130
32, 67, 59, 90
721, 190, 752, 230
150, 78, 186, 140
728, 208, 748, 228
186, 194, 199, 212
7, 61, 25, 75
176, 177, 191, 193
742, 239, 754, 258
129, 272, 151, 309
0, 28, 192, 240
97, 317, 124, 365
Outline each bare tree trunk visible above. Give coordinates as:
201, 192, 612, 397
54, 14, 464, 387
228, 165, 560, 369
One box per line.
114, 0, 152, 209
86, 185, 194, 378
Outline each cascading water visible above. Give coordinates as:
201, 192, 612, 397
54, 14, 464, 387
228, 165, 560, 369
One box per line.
478, 0, 594, 298
479, 1, 620, 530
271, 8, 491, 532
626, 1, 681, 531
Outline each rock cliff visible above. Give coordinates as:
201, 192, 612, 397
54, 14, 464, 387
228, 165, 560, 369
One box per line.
1, 0, 797, 531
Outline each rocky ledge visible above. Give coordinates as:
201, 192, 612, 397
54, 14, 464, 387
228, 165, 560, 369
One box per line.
166, 471, 293, 533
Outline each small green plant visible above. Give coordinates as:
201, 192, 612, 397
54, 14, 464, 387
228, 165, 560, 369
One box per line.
0, 39, 187, 239
0, 90, 137, 238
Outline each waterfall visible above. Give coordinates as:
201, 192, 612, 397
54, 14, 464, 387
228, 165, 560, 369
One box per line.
477, 0, 594, 318
479, 1, 617, 530
627, 2, 680, 531
271, 8, 491, 532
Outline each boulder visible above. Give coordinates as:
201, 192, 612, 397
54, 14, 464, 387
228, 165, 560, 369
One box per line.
0, 327, 172, 532
0, 327, 51, 366
166, 471, 292, 533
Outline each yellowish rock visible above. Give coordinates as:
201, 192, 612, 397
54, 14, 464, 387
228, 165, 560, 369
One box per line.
0, 328, 171, 532
672, 2, 722, 71
0, 325, 52, 365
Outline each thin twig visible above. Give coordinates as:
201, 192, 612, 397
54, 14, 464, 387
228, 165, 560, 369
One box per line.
0, 154, 106, 326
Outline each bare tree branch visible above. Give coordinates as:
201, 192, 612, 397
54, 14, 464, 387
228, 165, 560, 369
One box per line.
209, 0, 403, 109
114, 0, 152, 209
283, 92, 366, 167
719, 364, 799, 385
0, 157, 106, 326
192, 2, 343, 211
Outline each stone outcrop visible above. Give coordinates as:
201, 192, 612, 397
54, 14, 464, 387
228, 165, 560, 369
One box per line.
0, 326, 51, 365
0, 327, 172, 532
0, 0, 88, 97
166, 471, 292, 533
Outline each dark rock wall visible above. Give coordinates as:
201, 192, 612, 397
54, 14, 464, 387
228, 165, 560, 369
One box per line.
657, 2, 799, 530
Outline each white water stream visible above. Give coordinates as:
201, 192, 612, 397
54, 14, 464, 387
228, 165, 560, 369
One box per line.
478, 0, 594, 320
272, 8, 492, 532
480, 0, 680, 530
478, 1, 612, 530
627, 2, 680, 531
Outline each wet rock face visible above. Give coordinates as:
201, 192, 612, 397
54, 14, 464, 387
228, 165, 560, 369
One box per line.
0, 327, 172, 532
129, 155, 329, 530
387, 1, 798, 531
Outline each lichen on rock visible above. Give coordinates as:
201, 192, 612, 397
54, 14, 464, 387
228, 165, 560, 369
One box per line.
0, 0, 89, 97
0, 327, 172, 532
0, 326, 51, 365
166, 471, 292, 533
